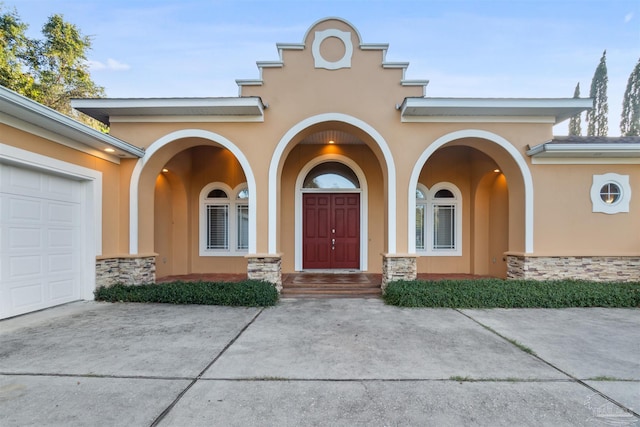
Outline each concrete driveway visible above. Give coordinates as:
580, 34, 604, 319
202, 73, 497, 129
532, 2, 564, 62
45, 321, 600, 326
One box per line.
1, 299, 638, 426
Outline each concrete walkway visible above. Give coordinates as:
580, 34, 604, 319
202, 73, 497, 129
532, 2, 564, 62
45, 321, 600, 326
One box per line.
0, 299, 638, 426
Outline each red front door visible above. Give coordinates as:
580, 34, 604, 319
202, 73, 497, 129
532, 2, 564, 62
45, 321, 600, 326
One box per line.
303, 193, 360, 269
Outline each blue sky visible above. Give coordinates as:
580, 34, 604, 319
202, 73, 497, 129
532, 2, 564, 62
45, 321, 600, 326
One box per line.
7, 0, 639, 135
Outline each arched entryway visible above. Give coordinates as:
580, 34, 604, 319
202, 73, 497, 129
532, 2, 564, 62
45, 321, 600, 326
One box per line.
271, 115, 392, 273
129, 130, 256, 279
409, 130, 533, 278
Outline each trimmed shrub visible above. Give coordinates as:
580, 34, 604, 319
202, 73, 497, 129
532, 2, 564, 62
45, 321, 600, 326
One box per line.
383, 279, 640, 308
95, 280, 279, 307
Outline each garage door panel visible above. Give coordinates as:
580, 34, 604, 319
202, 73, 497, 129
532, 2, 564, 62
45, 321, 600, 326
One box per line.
8, 255, 43, 277
8, 197, 42, 222
9, 227, 42, 249
50, 279, 75, 300
9, 281, 44, 309
48, 228, 74, 249
48, 202, 77, 224
47, 174, 79, 200
1, 164, 85, 319
7, 166, 43, 193
48, 253, 74, 273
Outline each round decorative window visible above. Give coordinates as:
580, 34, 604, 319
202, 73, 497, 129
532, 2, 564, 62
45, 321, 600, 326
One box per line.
591, 174, 631, 214
599, 183, 621, 205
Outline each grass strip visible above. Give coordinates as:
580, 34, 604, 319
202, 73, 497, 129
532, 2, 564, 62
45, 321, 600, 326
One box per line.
95, 280, 279, 307
383, 279, 640, 308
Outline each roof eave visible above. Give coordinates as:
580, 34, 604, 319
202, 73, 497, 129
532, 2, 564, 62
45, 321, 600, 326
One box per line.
400, 97, 593, 124
71, 97, 266, 125
0, 86, 144, 158
527, 143, 640, 158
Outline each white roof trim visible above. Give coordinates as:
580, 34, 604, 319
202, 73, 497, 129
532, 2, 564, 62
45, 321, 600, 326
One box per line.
400, 97, 592, 124
0, 86, 144, 159
527, 143, 640, 158
72, 97, 265, 125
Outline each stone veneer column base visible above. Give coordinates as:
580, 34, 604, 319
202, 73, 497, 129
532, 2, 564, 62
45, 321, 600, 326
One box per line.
382, 254, 417, 290
507, 255, 640, 282
246, 254, 282, 292
96, 255, 156, 288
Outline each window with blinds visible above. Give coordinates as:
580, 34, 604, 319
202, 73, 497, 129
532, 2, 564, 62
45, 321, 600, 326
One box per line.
433, 205, 455, 249
416, 183, 461, 255
207, 204, 229, 250
200, 183, 250, 256
236, 204, 249, 250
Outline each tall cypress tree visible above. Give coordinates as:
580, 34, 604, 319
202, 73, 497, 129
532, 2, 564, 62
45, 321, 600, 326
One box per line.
620, 57, 640, 136
586, 50, 608, 136
568, 82, 582, 136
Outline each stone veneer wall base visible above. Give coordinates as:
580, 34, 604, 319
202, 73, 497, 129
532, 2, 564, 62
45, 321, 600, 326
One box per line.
96, 256, 156, 288
382, 255, 417, 290
507, 255, 640, 282
247, 255, 282, 292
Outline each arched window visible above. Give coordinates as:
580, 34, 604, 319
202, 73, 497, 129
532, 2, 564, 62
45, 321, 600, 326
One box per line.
200, 183, 249, 255
303, 162, 360, 189
416, 182, 462, 255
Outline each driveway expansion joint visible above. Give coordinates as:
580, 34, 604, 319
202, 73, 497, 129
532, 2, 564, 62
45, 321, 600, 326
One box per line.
149, 307, 264, 427
456, 309, 640, 419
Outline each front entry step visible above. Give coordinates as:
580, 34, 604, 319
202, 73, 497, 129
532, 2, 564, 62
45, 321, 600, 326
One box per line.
281, 273, 382, 298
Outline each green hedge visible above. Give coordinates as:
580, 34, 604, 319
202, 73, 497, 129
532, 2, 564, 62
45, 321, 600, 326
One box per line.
383, 279, 640, 308
95, 280, 279, 307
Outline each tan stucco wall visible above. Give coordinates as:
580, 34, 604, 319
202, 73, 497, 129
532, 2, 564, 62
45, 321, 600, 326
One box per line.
531, 163, 640, 256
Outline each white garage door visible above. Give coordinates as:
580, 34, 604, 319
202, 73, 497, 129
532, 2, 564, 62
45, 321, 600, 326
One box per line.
0, 164, 83, 319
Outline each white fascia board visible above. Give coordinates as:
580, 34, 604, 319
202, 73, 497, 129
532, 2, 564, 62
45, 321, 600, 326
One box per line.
527, 143, 640, 158
1, 86, 144, 158
72, 97, 265, 123
400, 97, 592, 124
360, 43, 389, 50
382, 62, 409, 68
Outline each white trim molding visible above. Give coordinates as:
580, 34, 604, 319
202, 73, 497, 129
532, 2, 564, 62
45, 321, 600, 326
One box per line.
408, 129, 535, 254
268, 113, 396, 254
591, 173, 631, 214
0, 142, 102, 301
129, 129, 257, 255
294, 154, 368, 271
312, 29, 353, 70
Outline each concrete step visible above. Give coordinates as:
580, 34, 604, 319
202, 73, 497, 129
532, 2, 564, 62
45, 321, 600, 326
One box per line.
281, 286, 382, 298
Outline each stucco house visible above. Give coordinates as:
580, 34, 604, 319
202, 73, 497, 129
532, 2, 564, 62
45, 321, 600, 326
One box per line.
1, 17, 639, 319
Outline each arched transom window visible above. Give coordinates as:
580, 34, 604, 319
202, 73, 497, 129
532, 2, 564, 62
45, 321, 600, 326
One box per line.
303, 162, 360, 189
416, 182, 462, 256
199, 182, 249, 255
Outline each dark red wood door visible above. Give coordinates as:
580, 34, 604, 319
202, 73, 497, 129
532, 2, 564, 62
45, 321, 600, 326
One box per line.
303, 193, 360, 269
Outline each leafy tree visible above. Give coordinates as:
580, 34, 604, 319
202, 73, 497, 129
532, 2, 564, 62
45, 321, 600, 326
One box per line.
568, 82, 582, 136
0, 7, 35, 97
586, 50, 608, 136
0, 6, 104, 127
620, 57, 640, 136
